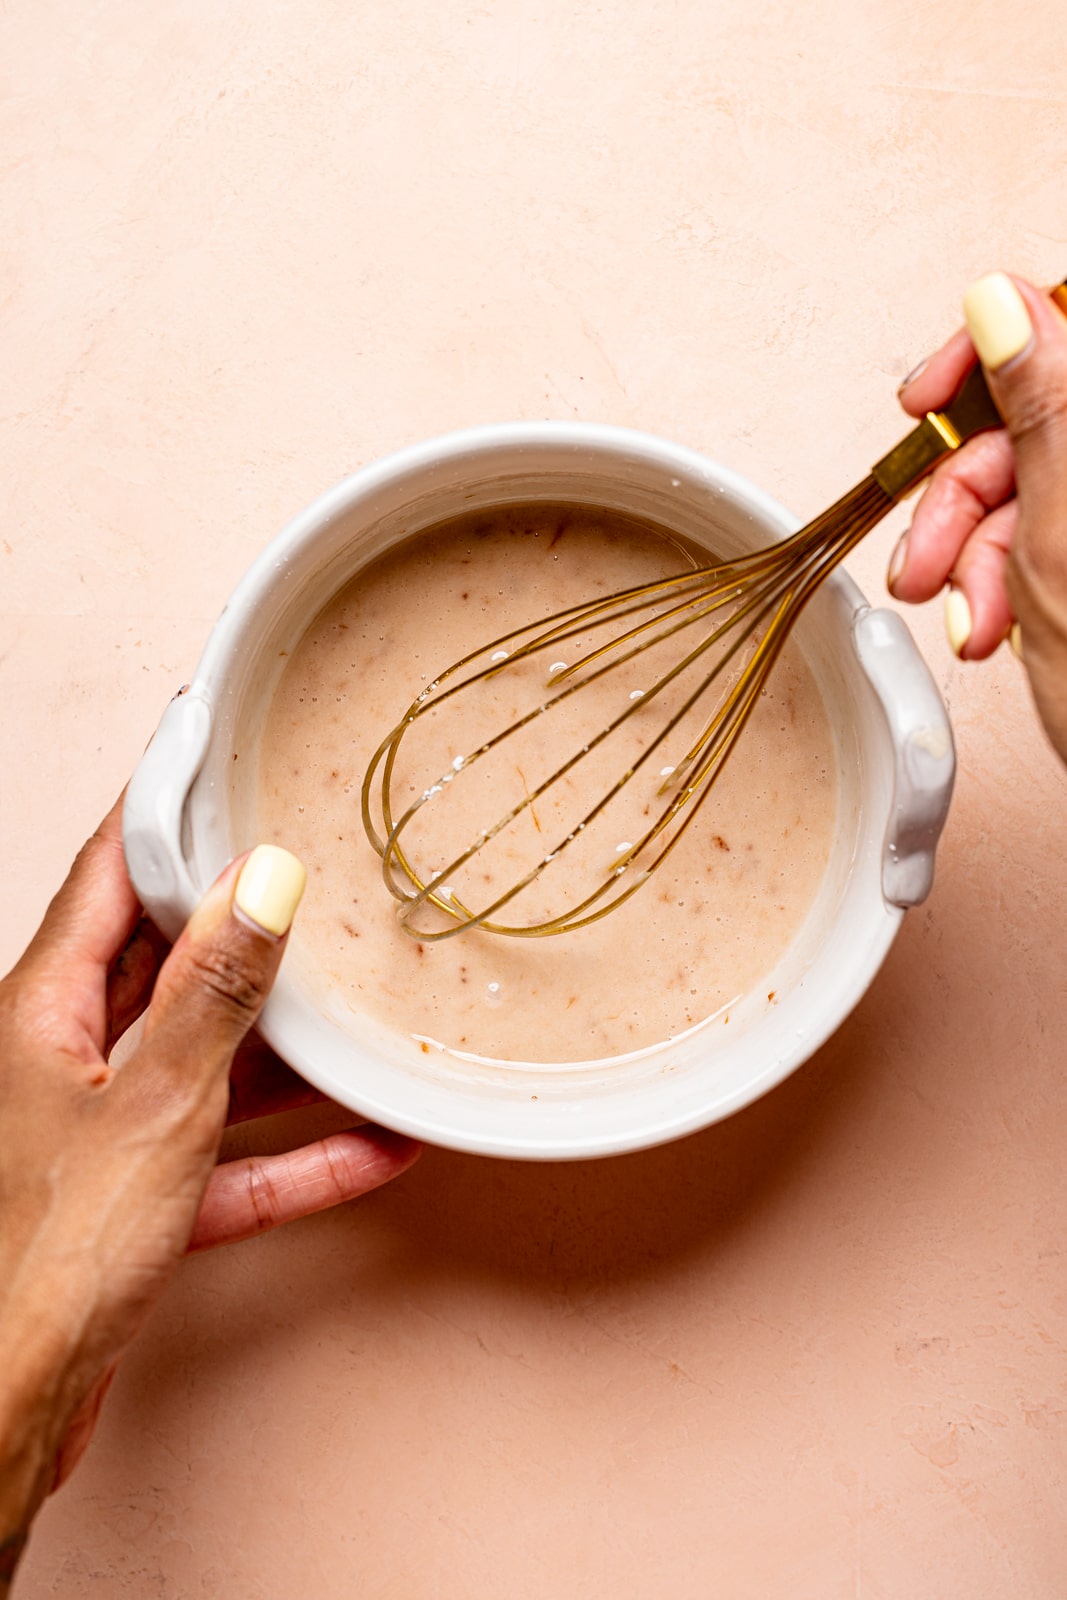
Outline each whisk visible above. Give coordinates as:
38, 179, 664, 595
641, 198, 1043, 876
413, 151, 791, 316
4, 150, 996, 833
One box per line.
363, 285, 1066, 941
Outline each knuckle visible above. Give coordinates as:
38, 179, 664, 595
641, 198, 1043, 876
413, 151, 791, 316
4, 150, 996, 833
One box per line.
244, 1158, 282, 1234
1007, 377, 1067, 450
323, 1137, 355, 1203
186, 944, 265, 1020
74, 824, 125, 879
0, 972, 73, 1060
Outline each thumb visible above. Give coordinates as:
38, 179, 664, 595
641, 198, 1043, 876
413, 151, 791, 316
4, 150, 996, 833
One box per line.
964, 273, 1067, 758
137, 844, 306, 1094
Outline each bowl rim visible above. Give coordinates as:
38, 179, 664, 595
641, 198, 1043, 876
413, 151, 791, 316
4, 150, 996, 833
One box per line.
130, 421, 925, 1159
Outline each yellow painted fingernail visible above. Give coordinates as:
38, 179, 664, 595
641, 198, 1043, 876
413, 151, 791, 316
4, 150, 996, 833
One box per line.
962, 273, 1033, 371
1010, 621, 1023, 660
886, 533, 909, 593
235, 845, 306, 937
945, 589, 972, 657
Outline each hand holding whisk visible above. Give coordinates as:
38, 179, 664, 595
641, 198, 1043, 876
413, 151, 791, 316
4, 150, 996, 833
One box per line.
363, 279, 1067, 941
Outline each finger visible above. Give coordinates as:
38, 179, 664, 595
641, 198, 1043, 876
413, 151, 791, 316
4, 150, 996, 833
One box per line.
898, 325, 978, 418
968, 277, 1067, 611
16, 794, 140, 981
967, 274, 1067, 759
887, 427, 1016, 601
5, 794, 143, 1062
946, 500, 1018, 660
225, 1032, 329, 1125
186, 1125, 421, 1252
122, 845, 306, 1109
105, 917, 171, 1055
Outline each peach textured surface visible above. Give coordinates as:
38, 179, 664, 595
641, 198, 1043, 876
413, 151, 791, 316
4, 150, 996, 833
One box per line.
3, 2, 1066, 1595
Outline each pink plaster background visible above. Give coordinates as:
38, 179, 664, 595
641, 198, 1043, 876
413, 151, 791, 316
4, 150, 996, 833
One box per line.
3, 1, 1067, 1594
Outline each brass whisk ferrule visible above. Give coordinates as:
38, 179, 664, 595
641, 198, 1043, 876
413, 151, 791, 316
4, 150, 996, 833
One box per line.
875, 276, 1067, 501
872, 364, 994, 501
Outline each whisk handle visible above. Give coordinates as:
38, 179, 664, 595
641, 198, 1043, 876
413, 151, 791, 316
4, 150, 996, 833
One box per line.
872, 276, 1067, 501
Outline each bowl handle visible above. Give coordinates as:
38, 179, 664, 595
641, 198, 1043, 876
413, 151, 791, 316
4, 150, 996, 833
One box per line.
123, 689, 214, 941
851, 606, 956, 909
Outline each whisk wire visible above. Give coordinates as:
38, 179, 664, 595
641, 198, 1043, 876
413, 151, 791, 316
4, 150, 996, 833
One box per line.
377, 579, 773, 934
364, 477, 897, 939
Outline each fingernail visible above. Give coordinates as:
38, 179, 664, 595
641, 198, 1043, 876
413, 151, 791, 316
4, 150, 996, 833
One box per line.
1010, 621, 1024, 660
963, 273, 1033, 371
886, 532, 909, 593
235, 845, 307, 937
945, 588, 972, 658
897, 357, 929, 392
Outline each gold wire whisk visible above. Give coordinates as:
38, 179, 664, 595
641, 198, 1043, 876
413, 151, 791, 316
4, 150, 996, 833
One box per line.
363, 281, 1067, 940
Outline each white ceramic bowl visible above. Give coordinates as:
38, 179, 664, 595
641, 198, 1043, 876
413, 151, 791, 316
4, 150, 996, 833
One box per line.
124, 424, 954, 1160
